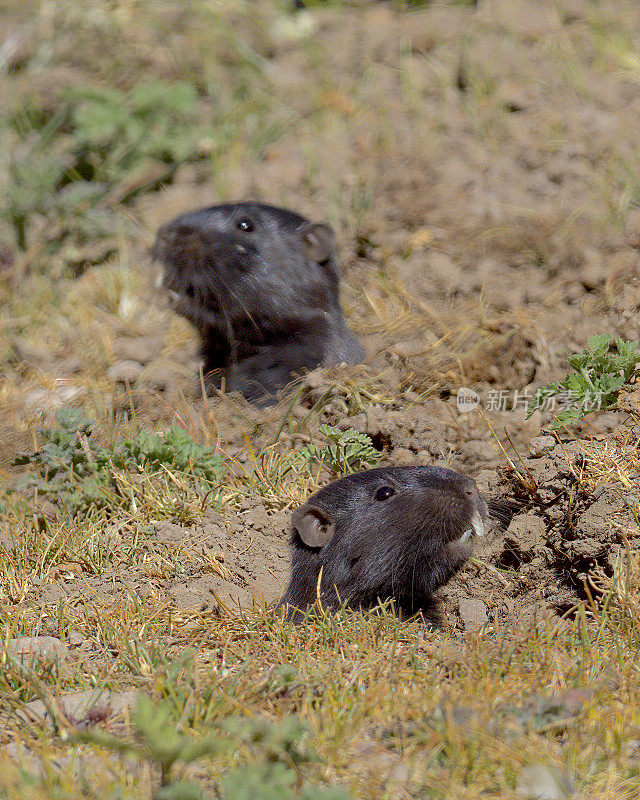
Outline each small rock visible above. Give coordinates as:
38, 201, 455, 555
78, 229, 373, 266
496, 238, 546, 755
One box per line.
137, 359, 190, 392
24, 385, 85, 414
390, 341, 427, 359
14, 338, 54, 365
16, 688, 138, 728
61, 688, 137, 723
458, 598, 488, 630
5, 636, 68, 665
154, 521, 190, 544
109, 689, 138, 716
107, 360, 143, 383
588, 413, 618, 435
528, 435, 556, 458
393, 447, 416, 465
517, 764, 574, 799
506, 513, 546, 556
59, 689, 111, 722
303, 368, 325, 389
112, 336, 160, 365
54, 356, 82, 375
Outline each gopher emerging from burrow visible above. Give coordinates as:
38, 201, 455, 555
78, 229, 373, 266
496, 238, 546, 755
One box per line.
278, 465, 488, 623
152, 202, 364, 405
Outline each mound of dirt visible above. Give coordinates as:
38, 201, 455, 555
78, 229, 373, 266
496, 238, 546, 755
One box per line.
30, 506, 290, 613
45, 427, 630, 635
444, 432, 640, 631
19, 401, 637, 634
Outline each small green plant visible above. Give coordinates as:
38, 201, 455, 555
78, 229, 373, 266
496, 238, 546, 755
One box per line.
221, 764, 350, 800
13, 408, 225, 517
73, 694, 226, 799
303, 424, 382, 475
118, 427, 223, 485
5, 80, 203, 267
66, 81, 201, 185
73, 695, 349, 800
528, 334, 640, 428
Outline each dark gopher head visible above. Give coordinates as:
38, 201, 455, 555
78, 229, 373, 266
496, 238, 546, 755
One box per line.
151, 202, 340, 340
279, 465, 488, 622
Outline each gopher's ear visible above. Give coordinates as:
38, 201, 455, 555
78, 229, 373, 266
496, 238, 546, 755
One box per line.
292, 505, 335, 548
300, 223, 335, 264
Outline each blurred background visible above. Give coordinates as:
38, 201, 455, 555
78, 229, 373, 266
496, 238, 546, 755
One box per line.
2, 0, 640, 461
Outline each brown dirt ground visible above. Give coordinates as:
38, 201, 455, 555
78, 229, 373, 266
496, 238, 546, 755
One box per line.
3, 0, 640, 634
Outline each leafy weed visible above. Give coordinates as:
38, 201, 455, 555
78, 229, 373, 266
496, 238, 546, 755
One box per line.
302, 424, 382, 476
12, 408, 225, 517
528, 334, 640, 428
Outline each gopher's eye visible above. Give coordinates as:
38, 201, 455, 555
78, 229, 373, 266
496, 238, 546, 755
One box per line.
236, 218, 254, 232
375, 486, 395, 501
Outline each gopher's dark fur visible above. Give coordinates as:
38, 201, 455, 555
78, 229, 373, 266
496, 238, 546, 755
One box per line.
278, 465, 488, 622
152, 202, 364, 404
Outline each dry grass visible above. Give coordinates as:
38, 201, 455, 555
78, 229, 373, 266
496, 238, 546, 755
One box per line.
2, 592, 640, 798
